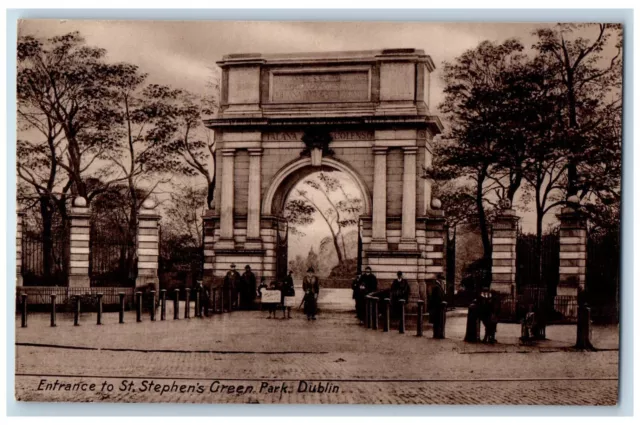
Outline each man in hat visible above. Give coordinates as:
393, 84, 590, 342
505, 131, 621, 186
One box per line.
428, 274, 446, 336
390, 271, 410, 319
358, 266, 378, 323
241, 265, 257, 310
222, 263, 241, 312
302, 267, 320, 320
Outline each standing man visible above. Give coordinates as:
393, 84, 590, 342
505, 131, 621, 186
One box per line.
359, 267, 378, 323
222, 264, 241, 312
390, 271, 410, 319
302, 267, 320, 320
282, 270, 296, 319
241, 265, 257, 310
352, 272, 362, 320
429, 274, 446, 335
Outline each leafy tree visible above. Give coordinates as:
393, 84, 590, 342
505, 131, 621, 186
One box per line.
283, 172, 362, 265
17, 32, 128, 200
436, 39, 528, 260
533, 23, 622, 197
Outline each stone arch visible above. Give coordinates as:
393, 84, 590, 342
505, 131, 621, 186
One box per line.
262, 156, 372, 216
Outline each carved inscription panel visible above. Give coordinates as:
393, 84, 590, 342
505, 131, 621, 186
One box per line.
263, 130, 374, 142
270, 71, 370, 103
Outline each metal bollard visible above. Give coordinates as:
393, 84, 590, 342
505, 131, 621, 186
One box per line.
135, 291, 142, 322
20, 293, 28, 328
195, 291, 201, 318
160, 289, 166, 321
464, 300, 480, 342
118, 292, 125, 324
575, 303, 594, 350
96, 293, 103, 325
212, 288, 218, 314
50, 294, 57, 327
365, 296, 371, 328
184, 288, 191, 319
416, 300, 424, 337
399, 299, 406, 334
372, 297, 379, 330
383, 298, 390, 332
440, 301, 448, 339
74, 296, 81, 326
150, 290, 156, 321
173, 289, 180, 319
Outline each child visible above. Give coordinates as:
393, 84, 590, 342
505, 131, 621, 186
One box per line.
257, 277, 268, 311
265, 281, 279, 319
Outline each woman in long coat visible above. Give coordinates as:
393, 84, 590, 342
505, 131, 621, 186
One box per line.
302, 267, 320, 320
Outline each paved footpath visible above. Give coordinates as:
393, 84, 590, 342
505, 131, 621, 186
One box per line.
14, 289, 619, 405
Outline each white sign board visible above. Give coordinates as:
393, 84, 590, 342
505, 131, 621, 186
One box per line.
261, 290, 281, 303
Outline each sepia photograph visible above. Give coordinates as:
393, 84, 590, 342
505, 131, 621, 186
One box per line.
13, 20, 623, 405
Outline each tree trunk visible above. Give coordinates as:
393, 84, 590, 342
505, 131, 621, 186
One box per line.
535, 204, 544, 287
476, 169, 491, 261
39, 196, 54, 278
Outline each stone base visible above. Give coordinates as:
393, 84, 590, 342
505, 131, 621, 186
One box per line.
369, 239, 389, 251
68, 275, 90, 288
136, 275, 159, 290
398, 239, 418, 251
215, 239, 236, 250
490, 281, 514, 296
556, 285, 578, 297
243, 239, 263, 250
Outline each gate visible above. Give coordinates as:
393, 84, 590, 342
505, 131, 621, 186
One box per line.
275, 218, 288, 281
511, 230, 563, 322
21, 218, 69, 287
89, 223, 137, 287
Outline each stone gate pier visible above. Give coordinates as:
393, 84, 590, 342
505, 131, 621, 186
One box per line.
203, 49, 444, 300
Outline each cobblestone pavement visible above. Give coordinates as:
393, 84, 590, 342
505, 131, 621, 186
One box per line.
14, 289, 619, 405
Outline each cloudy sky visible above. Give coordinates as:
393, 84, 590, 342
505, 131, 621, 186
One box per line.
18, 20, 577, 257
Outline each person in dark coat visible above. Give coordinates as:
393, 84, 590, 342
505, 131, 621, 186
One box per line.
428, 274, 446, 324
194, 280, 210, 317
281, 271, 296, 319
358, 267, 378, 323
241, 265, 257, 310
302, 267, 320, 320
352, 272, 363, 320
390, 271, 410, 319
222, 264, 241, 312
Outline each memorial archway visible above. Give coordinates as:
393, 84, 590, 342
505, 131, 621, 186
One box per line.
203, 49, 445, 302
266, 157, 371, 281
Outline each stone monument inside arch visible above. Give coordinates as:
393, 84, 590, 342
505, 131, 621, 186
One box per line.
203, 49, 445, 298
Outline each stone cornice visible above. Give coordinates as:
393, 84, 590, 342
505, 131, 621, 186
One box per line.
204, 115, 443, 134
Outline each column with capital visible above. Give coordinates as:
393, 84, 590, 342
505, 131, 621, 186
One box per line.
370, 147, 388, 250
218, 148, 235, 249
399, 147, 418, 251
245, 148, 263, 249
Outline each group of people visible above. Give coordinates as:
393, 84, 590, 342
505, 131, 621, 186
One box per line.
221, 263, 321, 320
351, 268, 412, 323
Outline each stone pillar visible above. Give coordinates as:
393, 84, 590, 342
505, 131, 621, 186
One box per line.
68, 197, 91, 288
425, 200, 446, 281
399, 146, 418, 251
245, 148, 263, 249
17, 211, 24, 287
370, 147, 388, 250
557, 198, 587, 298
137, 199, 160, 289
218, 148, 235, 248
202, 211, 216, 288
491, 206, 519, 295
